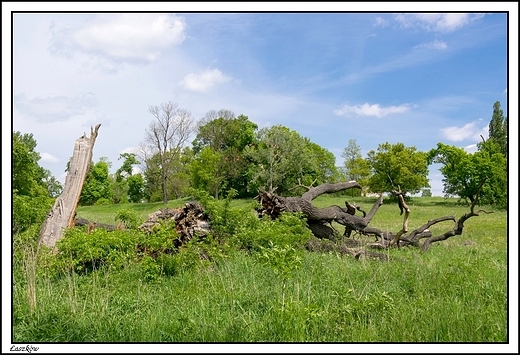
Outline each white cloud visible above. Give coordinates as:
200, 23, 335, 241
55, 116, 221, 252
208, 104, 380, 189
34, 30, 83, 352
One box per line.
50, 14, 186, 63
333, 103, 411, 118
374, 17, 389, 27
40, 152, 59, 163
440, 121, 488, 142
14, 92, 99, 123
464, 143, 478, 153
179, 69, 232, 92
416, 39, 448, 50
394, 13, 484, 32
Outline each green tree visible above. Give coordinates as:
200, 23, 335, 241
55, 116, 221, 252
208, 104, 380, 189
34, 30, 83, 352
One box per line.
13, 131, 49, 197
189, 147, 224, 199
192, 112, 258, 198
12, 131, 57, 232
488, 101, 507, 157
79, 157, 113, 205
245, 125, 338, 195
341, 139, 372, 196
367, 142, 430, 196
116, 153, 140, 182
427, 142, 506, 206
127, 173, 146, 203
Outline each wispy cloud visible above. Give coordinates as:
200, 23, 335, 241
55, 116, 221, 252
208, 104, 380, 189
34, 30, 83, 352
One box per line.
179, 69, 232, 92
333, 103, 412, 118
374, 16, 390, 28
50, 14, 186, 64
14, 92, 99, 123
40, 152, 59, 163
440, 121, 488, 142
394, 13, 485, 33
415, 39, 448, 50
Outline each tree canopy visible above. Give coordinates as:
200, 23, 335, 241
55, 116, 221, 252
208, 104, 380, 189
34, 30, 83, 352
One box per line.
366, 142, 430, 196
427, 141, 506, 206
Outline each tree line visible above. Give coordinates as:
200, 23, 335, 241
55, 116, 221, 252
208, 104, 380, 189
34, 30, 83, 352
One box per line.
12, 100, 508, 232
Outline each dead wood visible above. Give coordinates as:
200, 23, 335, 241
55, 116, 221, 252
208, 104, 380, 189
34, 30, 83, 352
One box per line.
139, 202, 211, 247
39, 124, 101, 248
256, 180, 487, 257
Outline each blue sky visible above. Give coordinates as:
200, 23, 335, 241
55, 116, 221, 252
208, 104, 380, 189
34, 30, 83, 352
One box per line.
5, 3, 517, 197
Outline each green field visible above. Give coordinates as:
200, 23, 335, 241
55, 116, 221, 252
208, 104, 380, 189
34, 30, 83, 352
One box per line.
12, 196, 509, 343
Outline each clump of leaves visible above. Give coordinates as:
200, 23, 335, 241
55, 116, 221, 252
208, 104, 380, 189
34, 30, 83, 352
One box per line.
115, 209, 140, 230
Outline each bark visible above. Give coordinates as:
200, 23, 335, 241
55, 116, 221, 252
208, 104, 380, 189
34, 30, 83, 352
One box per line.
139, 202, 211, 247
38, 124, 101, 248
256, 180, 486, 255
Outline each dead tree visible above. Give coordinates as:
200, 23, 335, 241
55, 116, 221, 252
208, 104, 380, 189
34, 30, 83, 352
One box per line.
38, 124, 101, 248
138, 202, 211, 247
256, 180, 489, 255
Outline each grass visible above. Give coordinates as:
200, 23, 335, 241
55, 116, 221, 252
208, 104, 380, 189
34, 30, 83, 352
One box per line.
12, 196, 509, 344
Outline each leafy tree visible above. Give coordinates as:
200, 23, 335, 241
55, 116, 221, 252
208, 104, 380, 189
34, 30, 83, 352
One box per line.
427, 142, 506, 206
116, 153, 140, 182
488, 101, 507, 158
192, 112, 258, 198
13, 131, 49, 197
127, 174, 146, 203
341, 139, 372, 196
245, 125, 338, 195
366, 142, 430, 196
12, 131, 58, 232
189, 147, 225, 199
246, 125, 306, 193
79, 157, 113, 206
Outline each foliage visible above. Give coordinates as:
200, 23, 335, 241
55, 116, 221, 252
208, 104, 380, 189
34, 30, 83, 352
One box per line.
13, 131, 61, 198
342, 139, 372, 195
245, 125, 339, 195
53, 228, 141, 274
188, 147, 225, 199
233, 212, 314, 253
488, 101, 507, 158
79, 157, 113, 206
12, 194, 53, 234
127, 174, 146, 203
192, 113, 258, 198
427, 142, 506, 207
367, 142, 430, 196
114, 209, 140, 230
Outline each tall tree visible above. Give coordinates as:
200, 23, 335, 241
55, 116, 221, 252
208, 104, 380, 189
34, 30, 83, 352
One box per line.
488, 101, 507, 157
79, 157, 112, 206
341, 139, 371, 195
366, 142, 430, 196
144, 101, 196, 203
192, 112, 258, 198
428, 141, 506, 206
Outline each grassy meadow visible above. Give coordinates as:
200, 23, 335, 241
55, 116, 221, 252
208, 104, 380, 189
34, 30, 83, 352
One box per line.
12, 195, 509, 343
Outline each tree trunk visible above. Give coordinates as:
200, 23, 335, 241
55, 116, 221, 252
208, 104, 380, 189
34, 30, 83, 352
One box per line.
256, 181, 486, 254
38, 124, 101, 248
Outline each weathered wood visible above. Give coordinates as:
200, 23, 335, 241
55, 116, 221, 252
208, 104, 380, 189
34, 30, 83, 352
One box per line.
257, 180, 485, 255
139, 202, 211, 247
38, 124, 101, 248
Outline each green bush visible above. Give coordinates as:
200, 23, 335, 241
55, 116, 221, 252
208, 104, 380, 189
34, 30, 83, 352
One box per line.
55, 228, 141, 274
233, 212, 314, 252
12, 194, 53, 234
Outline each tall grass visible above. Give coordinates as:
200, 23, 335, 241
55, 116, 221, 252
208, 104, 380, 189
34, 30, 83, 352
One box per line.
12, 197, 508, 343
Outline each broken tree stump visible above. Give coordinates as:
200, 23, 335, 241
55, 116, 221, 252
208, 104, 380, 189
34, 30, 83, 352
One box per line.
38, 124, 101, 248
139, 202, 211, 247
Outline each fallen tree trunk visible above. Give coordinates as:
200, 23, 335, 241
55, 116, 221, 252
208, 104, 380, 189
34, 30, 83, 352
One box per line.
256, 181, 487, 254
139, 202, 211, 247
39, 124, 101, 248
